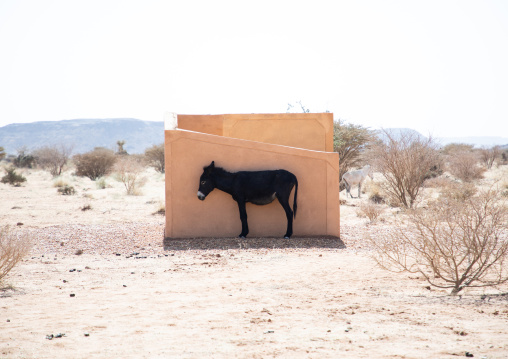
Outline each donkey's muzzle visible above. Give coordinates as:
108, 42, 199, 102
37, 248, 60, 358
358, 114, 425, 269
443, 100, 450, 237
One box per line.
197, 191, 206, 201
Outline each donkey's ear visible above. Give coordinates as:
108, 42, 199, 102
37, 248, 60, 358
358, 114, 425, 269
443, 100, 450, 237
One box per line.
204, 161, 215, 171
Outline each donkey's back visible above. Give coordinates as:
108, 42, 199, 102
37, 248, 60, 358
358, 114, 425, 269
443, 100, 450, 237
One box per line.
233, 169, 296, 203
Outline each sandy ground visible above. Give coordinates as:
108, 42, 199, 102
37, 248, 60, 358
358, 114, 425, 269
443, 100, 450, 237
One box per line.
1, 167, 508, 358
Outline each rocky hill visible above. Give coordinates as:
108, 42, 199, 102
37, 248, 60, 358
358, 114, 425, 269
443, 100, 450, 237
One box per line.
0, 118, 164, 155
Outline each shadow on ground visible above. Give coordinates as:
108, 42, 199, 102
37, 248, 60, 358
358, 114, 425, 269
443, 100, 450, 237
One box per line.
163, 236, 345, 251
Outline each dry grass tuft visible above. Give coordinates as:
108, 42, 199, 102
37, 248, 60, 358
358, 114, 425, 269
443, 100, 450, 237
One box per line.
356, 201, 385, 223
114, 158, 147, 196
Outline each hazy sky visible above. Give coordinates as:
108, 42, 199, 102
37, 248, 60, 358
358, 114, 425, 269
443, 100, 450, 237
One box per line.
1, 0, 507, 137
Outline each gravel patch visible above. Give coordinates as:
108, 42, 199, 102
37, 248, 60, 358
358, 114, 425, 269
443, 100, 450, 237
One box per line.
18, 222, 384, 256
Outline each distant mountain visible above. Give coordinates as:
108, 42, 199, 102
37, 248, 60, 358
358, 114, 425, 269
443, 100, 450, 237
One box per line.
435, 136, 508, 148
0, 118, 164, 155
1, 120, 505, 156
378, 128, 508, 148
375, 128, 426, 142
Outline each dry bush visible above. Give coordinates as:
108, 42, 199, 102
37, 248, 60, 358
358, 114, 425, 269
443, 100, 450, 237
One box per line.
364, 181, 386, 204
447, 150, 485, 182
370, 129, 441, 208
439, 181, 477, 201
53, 178, 67, 188
478, 145, 501, 169
502, 150, 508, 165
369, 186, 508, 295
73, 148, 117, 181
33, 144, 73, 176
114, 157, 147, 195
441, 143, 475, 156
423, 175, 454, 189
0, 226, 32, 283
144, 143, 165, 173
356, 201, 385, 223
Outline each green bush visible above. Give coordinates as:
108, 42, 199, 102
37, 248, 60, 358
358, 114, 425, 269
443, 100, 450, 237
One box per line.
73, 148, 117, 181
57, 185, 76, 195
1, 167, 26, 186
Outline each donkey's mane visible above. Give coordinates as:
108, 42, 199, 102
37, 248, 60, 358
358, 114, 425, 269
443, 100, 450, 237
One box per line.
212, 166, 233, 176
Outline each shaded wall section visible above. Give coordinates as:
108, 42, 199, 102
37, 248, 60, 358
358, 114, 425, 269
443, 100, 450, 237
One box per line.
164, 129, 340, 239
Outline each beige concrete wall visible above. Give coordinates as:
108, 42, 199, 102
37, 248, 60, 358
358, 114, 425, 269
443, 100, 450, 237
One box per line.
164, 129, 340, 239
177, 113, 334, 152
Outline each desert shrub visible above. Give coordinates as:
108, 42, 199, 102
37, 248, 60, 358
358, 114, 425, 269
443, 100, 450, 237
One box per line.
369, 129, 441, 208
447, 150, 485, 182
333, 120, 375, 191
364, 181, 385, 204
114, 157, 147, 195
80, 204, 92, 211
356, 202, 384, 222
369, 186, 508, 295
144, 143, 165, 173
0, 225, 32, 283
73, 148, 117, 181
441, 143, 475, 156
502, 150, 508, 165
53, 178, 69, 188
96, 177, 107, 189
424, 176, 454, 189
13, 147, 35, 168
33, 144, 73, 176
439, 181, 477, 201
0, 147, 5, 161
1, 167, 26, 186
57, 185, 76, 195
153, 202, 165, 215
478, 146, 501, 169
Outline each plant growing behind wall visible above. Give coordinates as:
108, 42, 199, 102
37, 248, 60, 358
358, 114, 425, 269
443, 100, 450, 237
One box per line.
144, 143, 165, 173
369, 129, 441, 208
369, 186, 508, 295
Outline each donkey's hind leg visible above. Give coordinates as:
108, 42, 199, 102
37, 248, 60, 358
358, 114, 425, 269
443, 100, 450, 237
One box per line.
276, 194, 294, 239
344, 179, 352, 198
236, 200, 249, 238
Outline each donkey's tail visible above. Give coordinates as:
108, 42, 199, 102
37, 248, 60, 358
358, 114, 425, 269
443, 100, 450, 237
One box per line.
293, 177, 298, 219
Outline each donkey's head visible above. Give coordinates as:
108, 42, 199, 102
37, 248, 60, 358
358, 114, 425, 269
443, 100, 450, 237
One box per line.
197, 161, 216, 200
364, 165, 374, 181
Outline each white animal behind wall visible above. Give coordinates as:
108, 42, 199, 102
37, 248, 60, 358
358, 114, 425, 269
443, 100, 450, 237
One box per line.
342, 165, 374, 198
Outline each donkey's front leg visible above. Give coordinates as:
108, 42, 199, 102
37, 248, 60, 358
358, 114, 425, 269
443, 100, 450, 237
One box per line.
236, 200, 249, 238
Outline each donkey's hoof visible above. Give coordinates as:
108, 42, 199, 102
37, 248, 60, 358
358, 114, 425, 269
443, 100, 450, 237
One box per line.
284, 236, 290, 239
239, 235, 246, 239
